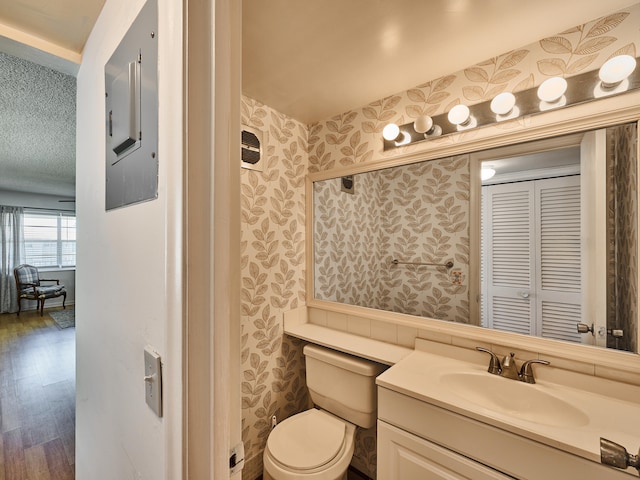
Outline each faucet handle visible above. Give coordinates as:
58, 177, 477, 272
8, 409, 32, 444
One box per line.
519, 358, 550, 384
475, 347, 502, 375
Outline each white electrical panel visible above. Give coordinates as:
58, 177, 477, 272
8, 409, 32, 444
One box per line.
105, 0, 158, 210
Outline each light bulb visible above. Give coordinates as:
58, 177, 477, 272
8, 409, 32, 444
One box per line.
413, 115, 433, 134
448, 104, 470, 126
382, 123, 401, 141
537, 77, 567, 103
413, 115, 442, 138
599, 55, 636, 87
490, 92, 516, 115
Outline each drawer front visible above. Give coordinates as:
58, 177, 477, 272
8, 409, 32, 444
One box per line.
378, 387, 634, 479
379, 420, 514, 480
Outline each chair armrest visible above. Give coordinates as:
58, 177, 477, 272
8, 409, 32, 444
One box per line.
39, 279, 61, 285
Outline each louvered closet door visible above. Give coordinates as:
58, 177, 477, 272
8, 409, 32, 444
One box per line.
483, 176, 582, 342
483, 184, 535, 335
536, 176, 582, 343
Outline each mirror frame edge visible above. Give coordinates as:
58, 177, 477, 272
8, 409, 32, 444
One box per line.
306, 90, 640, 374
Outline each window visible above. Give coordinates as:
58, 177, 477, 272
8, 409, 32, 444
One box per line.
23, 211, 76, 268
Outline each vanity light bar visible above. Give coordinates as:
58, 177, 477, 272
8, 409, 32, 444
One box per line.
383, 56, 640, 151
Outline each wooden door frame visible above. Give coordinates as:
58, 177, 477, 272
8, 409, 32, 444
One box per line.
183, 0, 241, 477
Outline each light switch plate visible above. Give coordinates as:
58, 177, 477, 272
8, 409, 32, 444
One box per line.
144, 346, 162, 417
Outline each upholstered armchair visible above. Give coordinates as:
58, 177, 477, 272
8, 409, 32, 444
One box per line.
13, 264, 67, 316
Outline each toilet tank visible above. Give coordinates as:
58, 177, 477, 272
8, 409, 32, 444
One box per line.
303, 344, 387, 429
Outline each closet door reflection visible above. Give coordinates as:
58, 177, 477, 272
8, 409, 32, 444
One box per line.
481, 176, 584, 344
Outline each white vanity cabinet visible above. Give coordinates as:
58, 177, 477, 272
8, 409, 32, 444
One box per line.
377, 387, 633, 480
378, 420, 512, 479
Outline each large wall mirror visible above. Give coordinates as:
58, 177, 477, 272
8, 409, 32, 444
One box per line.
311, 120, 638, 353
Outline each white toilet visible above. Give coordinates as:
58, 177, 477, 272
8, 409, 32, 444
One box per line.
263, 344, 386, 480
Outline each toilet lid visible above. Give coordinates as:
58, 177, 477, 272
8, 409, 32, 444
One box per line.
268, 410, 346, 470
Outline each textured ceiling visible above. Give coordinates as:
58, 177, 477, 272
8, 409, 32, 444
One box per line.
0, 52, 76, 197
0, 0, 101, 198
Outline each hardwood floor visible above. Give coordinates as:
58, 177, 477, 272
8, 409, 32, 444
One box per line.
0, 308, 75, 480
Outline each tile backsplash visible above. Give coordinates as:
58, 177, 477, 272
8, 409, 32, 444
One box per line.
306, 305, 640, 388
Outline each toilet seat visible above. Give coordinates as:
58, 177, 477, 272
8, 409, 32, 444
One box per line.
267, 409, 346, 471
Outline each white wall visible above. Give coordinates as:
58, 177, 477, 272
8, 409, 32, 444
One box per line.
75, 0, 183, 478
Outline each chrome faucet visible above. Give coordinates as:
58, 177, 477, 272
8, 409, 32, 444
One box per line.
476, 347, 550, 384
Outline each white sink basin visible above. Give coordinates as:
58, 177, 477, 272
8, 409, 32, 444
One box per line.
439, 371, 590, 427
376, 339, 640, 466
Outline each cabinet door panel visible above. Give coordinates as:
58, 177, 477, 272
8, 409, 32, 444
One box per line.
378, 421, 513, 480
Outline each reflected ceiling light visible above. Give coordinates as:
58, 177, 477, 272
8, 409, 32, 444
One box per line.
382, 123, 401, 141
537, 77, 567, 103
599, 55, 636, 88
481, 166, 496, 181
448, 104, 471, 126
413, 115, 442, 137
490, 92, 516, 115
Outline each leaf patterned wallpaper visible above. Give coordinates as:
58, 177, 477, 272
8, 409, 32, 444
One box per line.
240, 96, 311, 479
240, 5, 639, 479
314, 175, 382, 310
314, 156, 471, 323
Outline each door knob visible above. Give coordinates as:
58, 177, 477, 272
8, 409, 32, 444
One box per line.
576, 323, 594, 335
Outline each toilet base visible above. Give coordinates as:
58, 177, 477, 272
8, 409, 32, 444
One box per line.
263, 467, 348, 480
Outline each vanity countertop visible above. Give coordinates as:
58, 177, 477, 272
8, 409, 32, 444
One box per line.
377, 339, 640, 465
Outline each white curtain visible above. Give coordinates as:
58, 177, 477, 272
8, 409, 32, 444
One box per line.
0, 206, 25, 313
